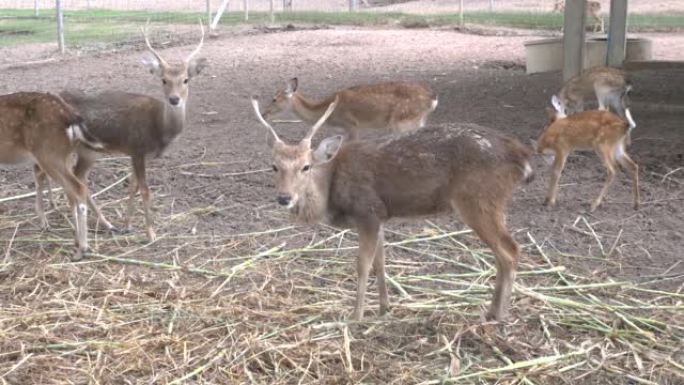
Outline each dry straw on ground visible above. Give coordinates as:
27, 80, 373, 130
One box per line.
0, 164, 682, 384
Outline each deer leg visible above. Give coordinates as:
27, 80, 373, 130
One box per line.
352, 221, 380, 321
615, 145, 640, 210
72, 153, 116, 232
455, 198, 519, 321
33, 164, 50, 230
373, 227, 389, 315
131, 156, 155, 242
545, 150, 568, 207
592, 146, 617, 212
40, 159, 89, 261
124, 173, 139, 233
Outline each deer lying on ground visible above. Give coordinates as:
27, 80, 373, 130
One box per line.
1, 92, 102, 260
260, 78, 438, 140
251, 96, 533, 321
535, 96, 639, 212
556, 66, 632, 121
35, 21, 208, 241
553, 0, 604, 32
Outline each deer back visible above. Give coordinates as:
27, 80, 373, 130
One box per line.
325, 123, 531, 224
61, 90, 171, 156
537, 110, 628, 153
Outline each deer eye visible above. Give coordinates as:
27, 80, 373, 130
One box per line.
184, 78, 189, 84
302, 165, 311, 172
272, 165, 278, 172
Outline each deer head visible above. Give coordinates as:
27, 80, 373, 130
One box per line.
261, 77, 299, 120
141, 19, 208, 108
251, 95, 341, 211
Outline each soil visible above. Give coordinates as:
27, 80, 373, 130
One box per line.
1, 26, 682, 282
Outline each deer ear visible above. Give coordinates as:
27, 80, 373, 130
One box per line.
141, 53, 163, 76
187, 57, 208, 78
286, 78, 298, 95
313, 135, 343, 165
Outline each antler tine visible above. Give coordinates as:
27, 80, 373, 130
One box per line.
185, 18, 205, 64
140, 19, 169, 68
251, 96, 282, 143
304, 96, 339, 143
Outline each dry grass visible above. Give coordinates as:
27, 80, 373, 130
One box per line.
0, 165, 683, 384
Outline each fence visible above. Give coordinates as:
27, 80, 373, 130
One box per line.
1, 1, 682, 56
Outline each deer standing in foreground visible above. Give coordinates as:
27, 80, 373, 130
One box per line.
252, 96, 533, 321
556, 66, 632, 120
35, 21, 208, 241
1, 92, 102, 260
535, 96, 639, 212
553, 0, 604, 33
261, 78, 438, 140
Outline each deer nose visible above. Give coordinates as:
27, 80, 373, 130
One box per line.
168, 96, 180, 106
276, 194, 291, 206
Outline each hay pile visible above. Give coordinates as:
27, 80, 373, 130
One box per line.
0, 178, 682, 384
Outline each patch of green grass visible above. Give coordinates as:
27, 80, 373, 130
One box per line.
1, 9, 683, 49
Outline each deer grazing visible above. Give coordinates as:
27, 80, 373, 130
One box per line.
37, 21, 208, 241
251, 96, 533, 321
535, 96, 639, 212
553, 0, 604, 33
1, 92, 103, 260
556, 66, 632, 120
260, 78, 438, 140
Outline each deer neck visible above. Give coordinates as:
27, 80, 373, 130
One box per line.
291, 93, 335, 124
291, 164, 334, 225
161, 102, 186, 144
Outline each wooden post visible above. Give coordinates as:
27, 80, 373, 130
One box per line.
459, 0, 464, 27
562, 0, 586, 81
270, 0, 275, 23
56, 0, 65, 54
607, 0, 628, 67
244, 0, 248, 21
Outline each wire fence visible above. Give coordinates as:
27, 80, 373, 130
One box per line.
1, 1, 682, 54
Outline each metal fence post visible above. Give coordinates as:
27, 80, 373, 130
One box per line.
349, 0, 358, 12
206, 0, 211, 27
34, 0, 39, 16
56, 0, 65, 54
459, 0, 464, 27
489, 0, 494, 12
270, 0, 275, 23
283, 0, 293, 12
244, 0, 249, 21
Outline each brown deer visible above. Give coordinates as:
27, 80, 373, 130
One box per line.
554, 0, 604, 32
556, 66, 632, 121
251, 96, 533, 321
1, 92, 102, 260
536, 98, 639, 212
260, 78, 438, 140
35, 21, 208, 241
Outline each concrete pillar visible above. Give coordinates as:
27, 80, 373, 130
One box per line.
562, 0, 587, 81
607, 0, 628, 67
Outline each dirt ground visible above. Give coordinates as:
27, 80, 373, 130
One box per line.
0, 27, 682, 383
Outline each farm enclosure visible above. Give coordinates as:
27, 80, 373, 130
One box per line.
1, 13, 683, 385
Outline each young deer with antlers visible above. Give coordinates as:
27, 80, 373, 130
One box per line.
37, 21, 208, 241
1, 92, 103, 260
252, 96, 533, 321
261, 78, 438, 140
536, 96, 639, 212
556, 66, 632, 120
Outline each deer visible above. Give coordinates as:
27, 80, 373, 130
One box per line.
556, 66, 632, 121
0, 92, 103, 260
34, 20, 208, 241
535, 95, 639, 212
260, 78, 438, 140
553, 0, 604, 33
251, 96, 534, 322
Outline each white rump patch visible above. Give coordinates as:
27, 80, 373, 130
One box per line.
625, 108, 636, 130
430, 98, 439, 111
66, 124, 104, 149
613, 142, 626, 161
523, 162, 533, 179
